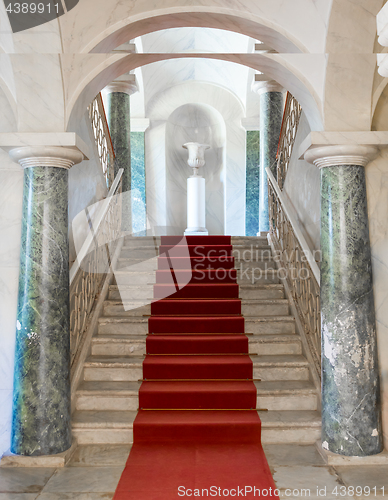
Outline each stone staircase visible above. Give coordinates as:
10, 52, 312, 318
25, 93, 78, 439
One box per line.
72, 236, 321, 445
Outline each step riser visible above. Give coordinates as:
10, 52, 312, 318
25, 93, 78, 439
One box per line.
156, 273, 237, 284
121, 249, 159, 259
72, 429, 133, 445
109, 289, 152, 300
154, 285, 239, 299
151, 302, 242, 316
91, 342, 146, 356
158, 259, 236, 270
98, 323, 148, 335
75, 394, 317, 412
114, 274, 155, 285
237, 276, 280, 285
249, 343, 302, 355
148, 318, 244, 334
72, 427, 321, 445
257, 395, 317, 411
84, 367, 143, 382
84, 366, 308, 382
91, 341, 301, 357
242, 304, 289, 316
103, 304, 151, 316
239, 289, 284, 299
245, 321, 296, 334
253, 367, 309, 381
260, 428, 321, 445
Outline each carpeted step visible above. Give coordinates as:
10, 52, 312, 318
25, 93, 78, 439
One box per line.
159, 245, 232, 258
146, 334, 248, 354
139, 380, 257, 409
143, 354, 252, 379
148, 315, 244, 333
134, 409, 261, 443
155, 268, 237, 284
151, 299, 241, 315
153, 283, 239, 299
157, 256, 235, 270
161, 235, 231, 246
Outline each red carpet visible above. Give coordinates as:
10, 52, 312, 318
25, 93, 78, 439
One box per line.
113, 236, 279, 499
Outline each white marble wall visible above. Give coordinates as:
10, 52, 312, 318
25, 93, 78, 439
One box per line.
283, 112, 321, 252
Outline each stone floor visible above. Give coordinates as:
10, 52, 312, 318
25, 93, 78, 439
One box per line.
0, 444, 387, 499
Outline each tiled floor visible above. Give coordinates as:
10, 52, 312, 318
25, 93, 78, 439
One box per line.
0, 445, 387, 499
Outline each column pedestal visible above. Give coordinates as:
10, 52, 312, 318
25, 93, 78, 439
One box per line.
305, 145, 383, 457
185, 176, 208, 235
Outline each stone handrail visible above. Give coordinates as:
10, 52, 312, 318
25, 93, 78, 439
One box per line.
267, 166, 321, 375
70, 169, 123, 370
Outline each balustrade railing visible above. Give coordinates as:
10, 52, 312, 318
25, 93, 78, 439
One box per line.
267, 167, 321, 375
89, 93, 115, 189
69, 169, 123, 370
276, 92, 302, 190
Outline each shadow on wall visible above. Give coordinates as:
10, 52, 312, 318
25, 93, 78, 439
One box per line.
165, 103, 226, 235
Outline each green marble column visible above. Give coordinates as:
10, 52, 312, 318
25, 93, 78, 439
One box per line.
253, 81, 283, 233
10, 147, 83, 456
305, 144, 383, 457
105, 77, 138, 232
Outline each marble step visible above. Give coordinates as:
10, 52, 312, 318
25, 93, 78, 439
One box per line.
98, 316, 148, 335
242, 299, 289, 316
71, 409, 321, 445
237, 273, 280, 285
91, 333, 302, 357
75, 380, 317, 412
97, 315, 296, 335
102, 299, 288, 317
120, 247, 160, 259
113, 271, 156, 286
245, 316, 296, 334
123, 237, 161, 248
108, 284, 285, 302
109, 285, 153, 301
231, 236, 268, 246
238, 284, 284, 300
83, 354, 309, 382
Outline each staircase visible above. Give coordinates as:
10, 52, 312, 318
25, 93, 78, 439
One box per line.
72, 235, 321, 445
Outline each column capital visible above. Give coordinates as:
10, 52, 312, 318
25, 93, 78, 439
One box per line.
9, 146, 84, 169
252, 74, 283, 95
304, 144, 379, 169
0, 133, 88, 169
299, 131, 388, 168
104, 74, 138, 96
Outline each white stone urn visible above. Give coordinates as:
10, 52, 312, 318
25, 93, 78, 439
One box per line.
183, 142, 210, 235
183, 142, 210, 177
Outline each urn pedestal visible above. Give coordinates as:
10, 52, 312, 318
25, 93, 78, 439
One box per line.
183, 142, 210, 236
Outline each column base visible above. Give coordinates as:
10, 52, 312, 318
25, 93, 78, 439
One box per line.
0, 441, 77, 468
315, 440, 388, 466
184, 229, 209, 236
